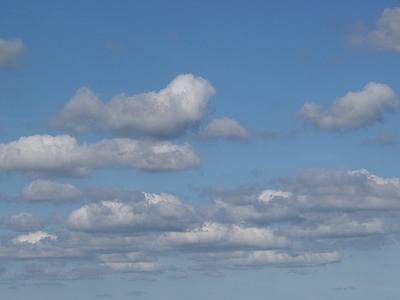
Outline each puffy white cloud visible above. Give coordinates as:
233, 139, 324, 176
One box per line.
0, 38, 25, 69
201, 118, 249, 140
49, 74, 216, 138
348, 8, 400, 52
158, 222, 290, 250
297, 82, 398, 131
67, 193, 199, 231
1, 212, 45, 231
21, 180, 82, 202
0, 134, 200, 177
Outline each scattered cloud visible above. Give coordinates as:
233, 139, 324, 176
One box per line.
20, 180, 83, 202
49, 74, 216, 138
168, 271, 189, 279
104, 40, 124, 53
0, 167, 396, 281
0, 134, 200, 177
201, 118, 249, 141
362, 131, 397, 146
297, 82, 398, 131
0, 38, 25, 69
348, 8, 400, 52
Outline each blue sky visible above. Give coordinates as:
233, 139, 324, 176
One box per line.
1, 0, 400, 299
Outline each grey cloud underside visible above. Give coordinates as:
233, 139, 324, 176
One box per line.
298, 82, 398, 131
0, 134, 200, 177
49, 74, 216, 138
1, 168, 399, 281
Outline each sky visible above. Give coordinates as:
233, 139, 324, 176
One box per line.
1, 0, 400, 299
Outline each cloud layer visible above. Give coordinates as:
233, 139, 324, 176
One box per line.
298, 82, 398, 131
1, 168, 399, 282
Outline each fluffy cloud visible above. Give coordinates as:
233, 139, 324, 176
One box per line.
0, 134, 200, 177
348, 8, 400, 52
21, 180, 82, 202
49, 74, 216, 138
201, 118, 249, 140
1, 168, 399, 281
67, 192, 199, 232
158, 222, 290, 250
0, 38, 25, 69
297, 82, 398, 131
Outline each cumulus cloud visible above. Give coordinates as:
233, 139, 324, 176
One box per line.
348, 8, 400, 52
1, 168, 399, 281
0, 134, 200, 177
67, 192, 199, 232
201, 118, 249, 140
21, 180, 82, 202
49, 74, 216, 138
158, 221, 290, 250
0, 38, 25, 69
297, 82, 398, 131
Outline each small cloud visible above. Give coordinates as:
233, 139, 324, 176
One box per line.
362, 132, 397, 146
168, 271, 188, 279
348, 7, 400, 52
128, 291, 147, 296
203, 271, 225, 277
297, 82, 398, 131
0, 38, 25, 69
96, 293, 113, 298
334, 286, 357, 291
201, 118, 250, 141
104, 40, 124, 53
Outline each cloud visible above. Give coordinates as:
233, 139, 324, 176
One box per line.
0, 38, 25, 69
104, 40, 124, 53
12, 231, 57, 244
158, 221, 290, 250
1, 212, 46, 231
297, 82, 398, 131
21, 180, 82, 202
0, 134, 200, 177
362, 132, 397, 146
67, 192, 199, 232
49, 74, 216, 138
201, 118, 249, 141
1, 168, 399, 281
348, 8, 400, 52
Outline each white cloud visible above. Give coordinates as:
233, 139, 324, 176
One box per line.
298, 82, 398, 131
49, 74, 216, 138
201, 118, 249, 140
12, 231, 57, 244
159, 222, 290, 250
67, 193, 199, 231
0, 134, 200, 177
21, 180, 82, 202
0, 38, 25, 69
101, 262, 164, 273
348, 8, 400, 52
